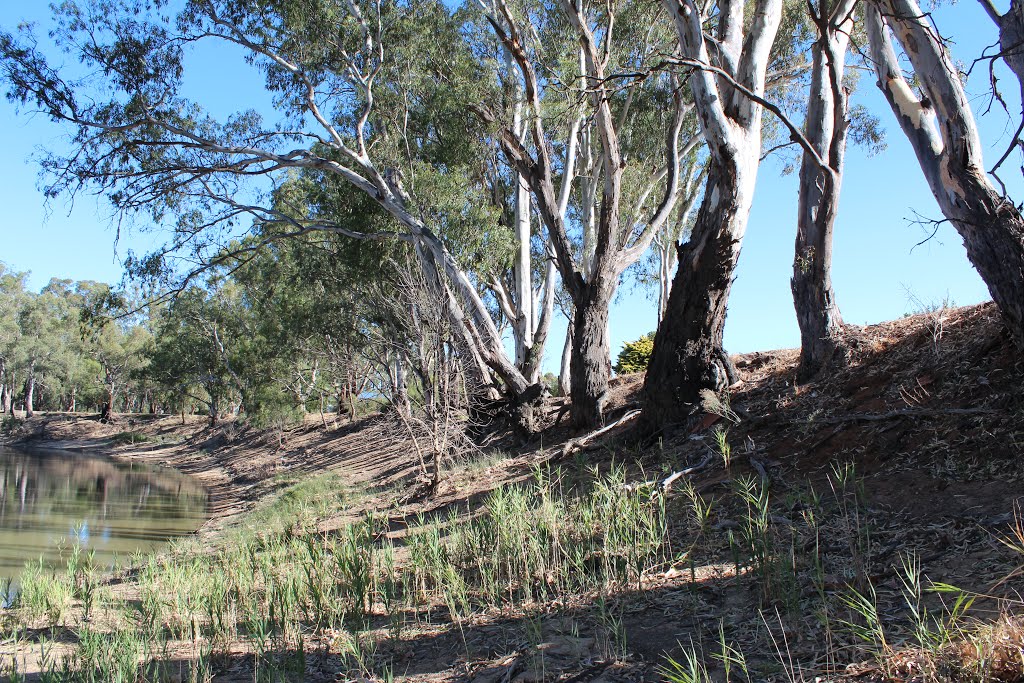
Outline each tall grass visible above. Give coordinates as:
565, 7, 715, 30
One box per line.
5, 457, 1021, 683
408, 465, 670, 611
2, 465, 672, 681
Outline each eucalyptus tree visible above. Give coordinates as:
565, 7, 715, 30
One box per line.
14, 283, 74, 416
633, 158, 706, 323
476, 0, 703, 427
148, 283, 249, 425
226, 183, 395, 422
978, 0, 1024, 134
641, 0, 785, 431
480, 151, 558, 386
78, 284, 153, 421
0, 265, 28, 414
37, 279, 98, 413
866, 0, 1024, 346
0, 0, 543, 412
788, 0, 859, 379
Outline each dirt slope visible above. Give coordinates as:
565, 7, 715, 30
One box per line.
3, 302, 1022, 683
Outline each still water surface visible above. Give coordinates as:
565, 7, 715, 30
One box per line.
0, 446, 209, 579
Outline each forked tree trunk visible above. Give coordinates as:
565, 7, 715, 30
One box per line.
484, 4, 691, 428
569, 279, 614, 427
642, 163, 753, 428
792, 5, 854, 379
522, 259, 557, 385
641, 0, 781, 434
868, 0, 1024, 346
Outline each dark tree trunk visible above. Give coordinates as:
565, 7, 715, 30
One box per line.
641, 163, 747, 432
569, 279, 614, 428
981, 0, 1024, 97
99, 386, 114, 423
945, 185, 1024, 343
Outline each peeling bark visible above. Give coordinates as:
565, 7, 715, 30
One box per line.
641, 0, 782, 433
792, 0, 855, 379
642, 161, 755, 429
868, 0, 1024, 347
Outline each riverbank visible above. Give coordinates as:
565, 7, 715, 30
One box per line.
1, 410, 431, 535
1, 302, 1023, 682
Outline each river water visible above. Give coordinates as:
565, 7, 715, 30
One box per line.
0, 446, 209, 580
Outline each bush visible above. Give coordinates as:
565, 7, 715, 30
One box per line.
110, 431, 149, 445
614, 332, 655, 375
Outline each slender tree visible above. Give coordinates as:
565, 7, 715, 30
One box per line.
791, 0, 858, 379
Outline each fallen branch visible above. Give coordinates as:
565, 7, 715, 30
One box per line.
658, 453, 715, 491
559, 409, 642, 458
749, 456, 769, 482
624, 453, 716, 494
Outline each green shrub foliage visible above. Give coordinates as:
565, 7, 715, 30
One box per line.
614, 333, 655, 375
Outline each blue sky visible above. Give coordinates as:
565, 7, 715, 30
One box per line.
0, 2, 1016, 376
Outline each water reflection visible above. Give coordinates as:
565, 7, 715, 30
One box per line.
0, 447, 208, 578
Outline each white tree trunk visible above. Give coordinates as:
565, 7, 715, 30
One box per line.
867, 0, 1024, 346
792, 0, 854, 378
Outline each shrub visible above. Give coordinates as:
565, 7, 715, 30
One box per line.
110, 431, 149, 445
614, 332, 655, 375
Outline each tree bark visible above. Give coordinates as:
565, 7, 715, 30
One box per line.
792, 4, 853, 379
569, 279, 614, 426
868, 0, 1024, 347
100, 384, 115, 423
979, 0, 1024, 99
522, 259, 557, 384
641, 0, 781, 434
642, 162, 753, 429
483, 2, 691, 428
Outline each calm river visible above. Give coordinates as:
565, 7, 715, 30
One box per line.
0, 446, 208, 580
